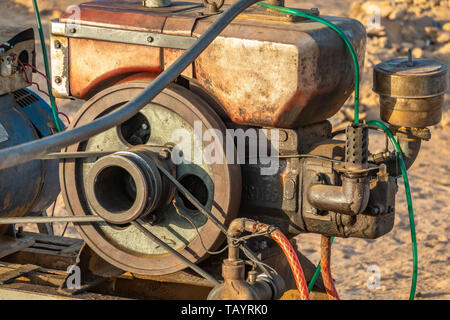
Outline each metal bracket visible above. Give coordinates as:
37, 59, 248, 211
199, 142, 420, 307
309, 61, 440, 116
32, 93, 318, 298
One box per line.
51, 21, 198, 50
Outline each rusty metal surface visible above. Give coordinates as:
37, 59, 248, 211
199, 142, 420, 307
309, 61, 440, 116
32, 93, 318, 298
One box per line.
379, 95, 444, 128
50, 35, 70, 99
53, 1, 366, 128
69, 38, 162, 99
374, 57, 448, 128
192, 12, 366, 128
60, 82, 241, 275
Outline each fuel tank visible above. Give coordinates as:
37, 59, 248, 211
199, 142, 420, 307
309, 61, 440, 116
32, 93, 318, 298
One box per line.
52, 1, 366, 128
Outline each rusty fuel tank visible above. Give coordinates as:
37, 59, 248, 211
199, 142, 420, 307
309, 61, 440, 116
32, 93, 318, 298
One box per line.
51, 1, 366, 128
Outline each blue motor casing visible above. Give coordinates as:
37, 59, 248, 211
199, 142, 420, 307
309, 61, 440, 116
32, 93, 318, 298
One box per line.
0, 89, 61, 234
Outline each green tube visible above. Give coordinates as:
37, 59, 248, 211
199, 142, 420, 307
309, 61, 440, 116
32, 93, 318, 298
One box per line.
308, 121, 418, 300
257, 2, 360, 123
32, 0, 63, 132
366, 120, 417, 300
307, 236, 334, 293
259, 3, 417, 300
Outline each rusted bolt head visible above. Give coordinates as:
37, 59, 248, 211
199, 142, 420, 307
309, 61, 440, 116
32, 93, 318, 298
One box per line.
54, 41, 62, 49
54, 77, 62, 85
70, 28, 77, 34
147, 36, 154, 43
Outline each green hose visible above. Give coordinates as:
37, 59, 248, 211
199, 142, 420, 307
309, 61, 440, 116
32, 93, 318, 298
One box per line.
32, 0, 63, 132
257, 2, 360, 123
367, 120, 417, 300
307, 236, 334, 293
307, 120, 419, 299
259, 3, 418, 300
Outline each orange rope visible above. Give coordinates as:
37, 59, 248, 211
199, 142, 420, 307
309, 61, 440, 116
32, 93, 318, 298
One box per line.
320, 235, 340, 300
251, 222, 310, 300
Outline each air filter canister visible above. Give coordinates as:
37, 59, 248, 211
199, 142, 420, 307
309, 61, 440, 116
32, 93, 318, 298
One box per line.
373, 57, 448, 128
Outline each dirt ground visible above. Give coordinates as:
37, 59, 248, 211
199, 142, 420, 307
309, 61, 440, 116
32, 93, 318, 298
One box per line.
0, 0, 448, 300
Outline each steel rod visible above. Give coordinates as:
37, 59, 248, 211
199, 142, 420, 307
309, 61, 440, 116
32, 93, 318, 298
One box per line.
42, 151, 116, 159
131, 220, 220, 287
0, 216, 105, 225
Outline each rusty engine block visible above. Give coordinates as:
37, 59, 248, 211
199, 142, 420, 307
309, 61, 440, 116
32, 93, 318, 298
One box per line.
0, 0, 447, 300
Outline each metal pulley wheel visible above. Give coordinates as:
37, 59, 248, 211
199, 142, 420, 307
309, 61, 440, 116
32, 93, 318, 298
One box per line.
60, 82, 241, 275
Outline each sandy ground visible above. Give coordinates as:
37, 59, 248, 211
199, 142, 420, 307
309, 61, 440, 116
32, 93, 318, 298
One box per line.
0, 0, 448, 300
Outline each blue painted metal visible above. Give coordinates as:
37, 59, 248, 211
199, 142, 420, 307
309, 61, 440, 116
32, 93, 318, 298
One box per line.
0, 89, 60, 234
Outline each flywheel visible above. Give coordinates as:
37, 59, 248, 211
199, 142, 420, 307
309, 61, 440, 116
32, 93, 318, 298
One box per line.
60, 82, 241, 275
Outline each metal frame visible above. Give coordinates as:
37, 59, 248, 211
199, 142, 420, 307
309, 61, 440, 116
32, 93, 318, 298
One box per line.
51, 21, 198, 50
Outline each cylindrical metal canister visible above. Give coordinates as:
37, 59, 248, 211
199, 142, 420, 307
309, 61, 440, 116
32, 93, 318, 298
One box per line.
373, 57, 448, 128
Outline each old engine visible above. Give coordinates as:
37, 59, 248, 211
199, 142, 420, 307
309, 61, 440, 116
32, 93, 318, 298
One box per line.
0, 0, 447, 300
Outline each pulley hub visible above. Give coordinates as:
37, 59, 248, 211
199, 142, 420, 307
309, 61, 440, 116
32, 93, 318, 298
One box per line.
85, 147, 174, 225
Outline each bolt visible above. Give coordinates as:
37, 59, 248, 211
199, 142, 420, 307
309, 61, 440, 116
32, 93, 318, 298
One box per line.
147, 36, 154, 43
54, 40, 62, 49
70, 28, 77, 34
17, 226, 24, 238
54, 77, 62, 84
407, 48, 414, 67
370, 206, 381, 215
247, 271, 257, 283
159, 149, 170, 160
141, 123, 149, 130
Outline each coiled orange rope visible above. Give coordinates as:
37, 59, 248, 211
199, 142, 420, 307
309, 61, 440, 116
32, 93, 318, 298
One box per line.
251, 222, 310, 300
320, 235, 340, 300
